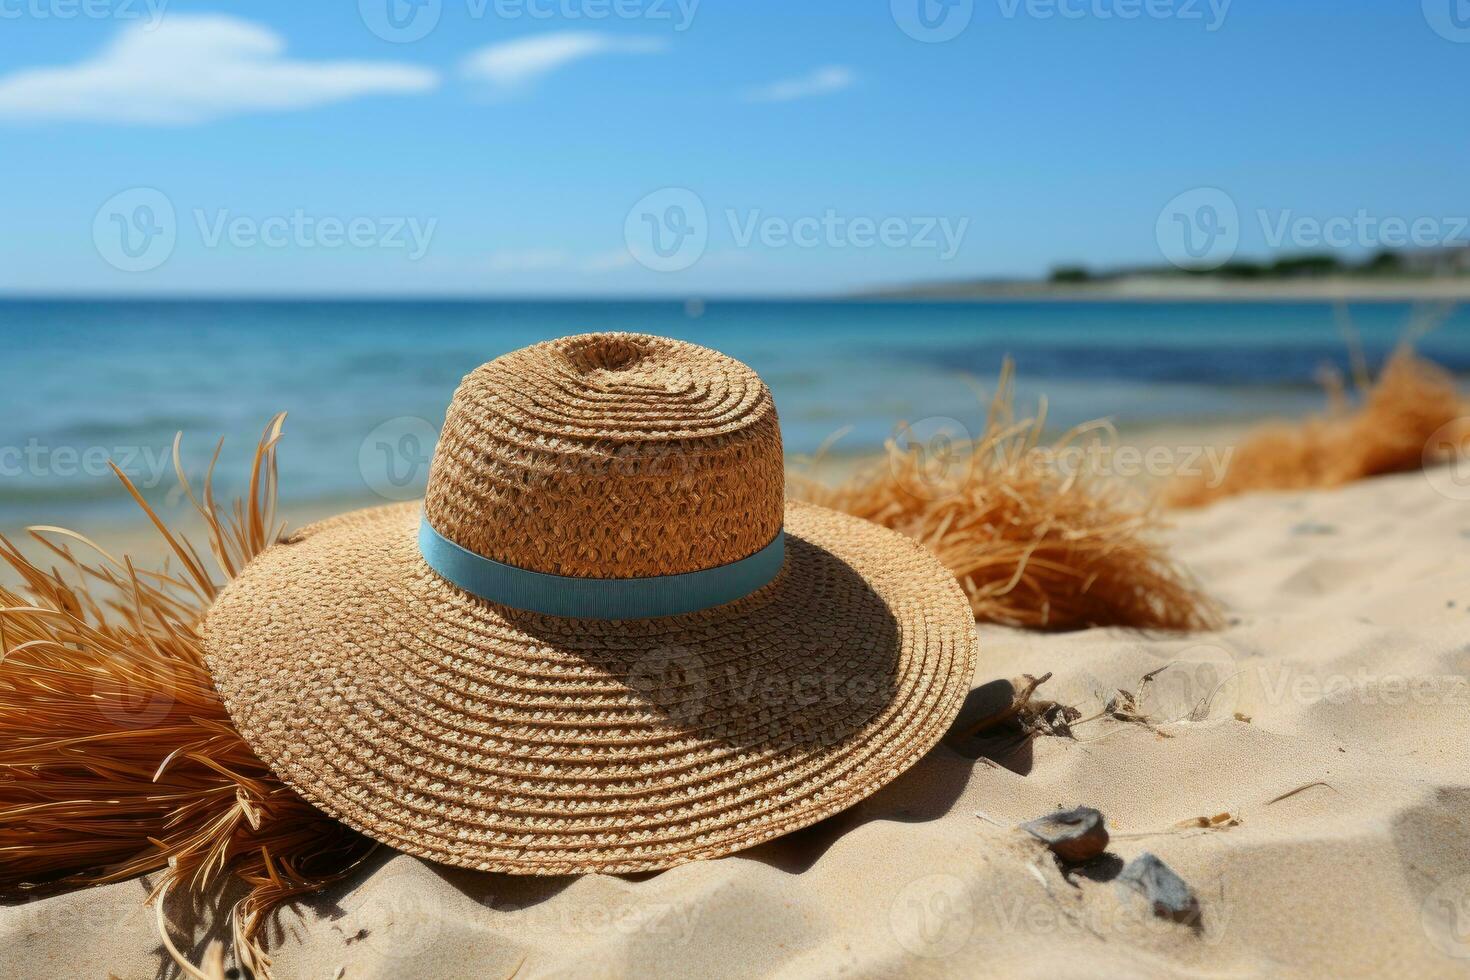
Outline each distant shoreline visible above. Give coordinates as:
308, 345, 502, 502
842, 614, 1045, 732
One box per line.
863, 276, 1470, 303
3, 283, 1469, 305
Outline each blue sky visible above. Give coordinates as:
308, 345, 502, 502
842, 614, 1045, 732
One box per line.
0, 0, 1466, 296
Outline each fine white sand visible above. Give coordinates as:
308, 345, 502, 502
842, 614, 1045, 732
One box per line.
3, 469, 1469, 978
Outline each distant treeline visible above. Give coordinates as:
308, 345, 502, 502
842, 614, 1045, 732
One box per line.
1051, 246, 1470, 283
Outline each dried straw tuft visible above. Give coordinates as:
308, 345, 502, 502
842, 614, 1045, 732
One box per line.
791, 364, 1220, 632
1163, 347, 1470, 508
0, 416, 372, 980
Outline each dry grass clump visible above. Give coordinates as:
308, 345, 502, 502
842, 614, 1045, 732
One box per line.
0, 417, 372, 980
791, 365, 1219, 632
1164, 347, 1469, 508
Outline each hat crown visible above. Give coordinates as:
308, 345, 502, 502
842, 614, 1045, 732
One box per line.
423, 332, 784, 579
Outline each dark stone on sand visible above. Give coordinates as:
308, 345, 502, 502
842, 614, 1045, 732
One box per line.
1020, 806, 1109, 863
1117, 852, 1201, 924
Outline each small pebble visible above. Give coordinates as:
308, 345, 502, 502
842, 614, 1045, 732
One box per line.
1117, 852, 1201, 924
1020, 806, 1109, 863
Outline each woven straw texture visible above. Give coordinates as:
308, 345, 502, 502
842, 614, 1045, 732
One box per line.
201, 334, 978, 873
425, 332, 784, 577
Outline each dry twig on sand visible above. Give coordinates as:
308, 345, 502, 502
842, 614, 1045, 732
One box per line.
967, 672, 1082, 740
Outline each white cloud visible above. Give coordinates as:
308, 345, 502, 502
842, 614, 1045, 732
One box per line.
461, 32, 665, 95
743, 65, 855, 103
0, 15, 438, 125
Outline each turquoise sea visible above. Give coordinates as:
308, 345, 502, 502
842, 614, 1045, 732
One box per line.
2, 299, 1467, 528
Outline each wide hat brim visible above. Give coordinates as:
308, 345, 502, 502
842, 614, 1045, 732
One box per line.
202, 499, 977, 874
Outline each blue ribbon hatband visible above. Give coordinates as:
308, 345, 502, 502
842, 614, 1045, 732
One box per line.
418, 518, 785, 620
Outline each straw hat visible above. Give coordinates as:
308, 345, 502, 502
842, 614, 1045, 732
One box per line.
202, 332, 977, 874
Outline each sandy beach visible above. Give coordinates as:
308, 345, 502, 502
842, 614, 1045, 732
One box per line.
4, 463, 1466, 978
6, 4, 1469, 975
